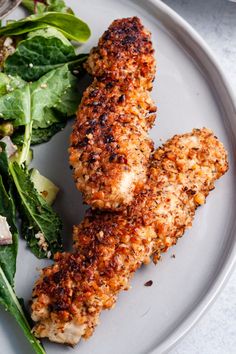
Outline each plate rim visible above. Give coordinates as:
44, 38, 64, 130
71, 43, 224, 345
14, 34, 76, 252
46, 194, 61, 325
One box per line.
0, 0, 22, 19
140, 0, 236, 352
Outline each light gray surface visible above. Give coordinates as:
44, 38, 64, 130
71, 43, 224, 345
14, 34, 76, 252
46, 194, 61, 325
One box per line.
162, 1, 236, 353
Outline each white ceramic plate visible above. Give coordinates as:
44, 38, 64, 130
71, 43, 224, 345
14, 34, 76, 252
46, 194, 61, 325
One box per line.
1, 1, 236, 353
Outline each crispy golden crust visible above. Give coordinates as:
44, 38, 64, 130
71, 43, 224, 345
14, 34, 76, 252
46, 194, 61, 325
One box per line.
85, 17, 156, 87
69, 17, 156, 210
32, 128, 228, 345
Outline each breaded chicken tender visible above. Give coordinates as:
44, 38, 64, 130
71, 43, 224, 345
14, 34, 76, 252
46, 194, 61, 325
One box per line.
31, 128, 228, 345
69, 17, 156, 210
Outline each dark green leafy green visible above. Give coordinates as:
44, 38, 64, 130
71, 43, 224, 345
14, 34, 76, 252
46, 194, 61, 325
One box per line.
0, 1, 90, 351
0, 12, 91, 42
0, 273, 46, 353
4, 27, 79, 81
0, 84, 31, 126
0, 64, 83, 167
0, 269, 46, 353
0, 151, 17, 285
0, 142, 10, 180
22, 0, 74, 15
0, 183, 17, 284
12, 121, 66, 146
9, 162, 62, 258
0, 146, 45, 354
0, 73, 31, 126
30, 64, 79, 128
0, 64, 81, 128
0, 73, 25, 95
31, 120, 66, 144
0, 145, 17, 285
0, 242, 46, 354
0, 144, 62, 258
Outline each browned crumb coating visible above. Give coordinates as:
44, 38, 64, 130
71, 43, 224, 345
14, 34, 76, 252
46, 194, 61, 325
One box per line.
69, 17, 156, 210
31, 128, 228, 345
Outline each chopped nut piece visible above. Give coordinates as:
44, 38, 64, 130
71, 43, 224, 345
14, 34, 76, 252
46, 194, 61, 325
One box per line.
194, 192, 205, 205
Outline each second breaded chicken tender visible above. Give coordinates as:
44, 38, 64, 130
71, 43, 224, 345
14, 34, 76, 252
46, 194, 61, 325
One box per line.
70, 17, 156, 210
31, 128, 228, 345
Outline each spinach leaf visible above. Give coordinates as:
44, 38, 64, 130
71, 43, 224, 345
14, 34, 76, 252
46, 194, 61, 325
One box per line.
0, 12, 91, 42
9, 162, 62, 258
5, 27, 79, 81
22, 0, 74, 15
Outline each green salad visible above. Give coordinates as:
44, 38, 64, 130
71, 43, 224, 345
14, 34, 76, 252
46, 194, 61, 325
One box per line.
0, 1, 90, 353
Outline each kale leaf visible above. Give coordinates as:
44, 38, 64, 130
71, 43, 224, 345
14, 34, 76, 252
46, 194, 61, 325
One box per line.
4, 27, 79, 81
0, 172, 18, 285
0, 12, 91, 42
0, 64, 81, 128
9, 162, 63, 258
0, 146, 45, 353
12, 120, 66, 146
